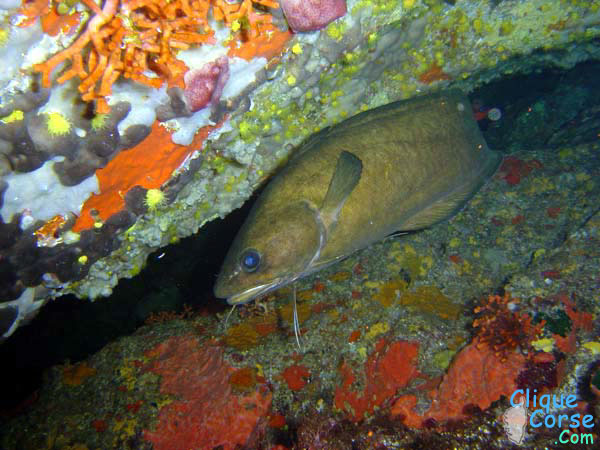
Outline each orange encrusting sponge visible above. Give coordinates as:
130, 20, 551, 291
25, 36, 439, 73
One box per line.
72, 119, 223, 232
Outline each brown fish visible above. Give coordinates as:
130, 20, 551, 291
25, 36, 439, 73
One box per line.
215, 90, 501, 304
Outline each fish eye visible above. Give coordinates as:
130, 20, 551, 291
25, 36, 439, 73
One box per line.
240, 249, 261, 273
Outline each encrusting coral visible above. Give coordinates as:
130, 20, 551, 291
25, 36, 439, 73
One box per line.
33, 0, 282, 113
391, 341, 529, 428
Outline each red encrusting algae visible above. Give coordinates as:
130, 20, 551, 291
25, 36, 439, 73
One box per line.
268, 412, 286, 428
142, 335, 272, 450
497, 156, 543, 185
551, 292, 594, 354
554, 292, 594, 332
391, 341, 527, 427
334, 339, 420, 422
391, 292, 554, 428
282, 364, 311, 391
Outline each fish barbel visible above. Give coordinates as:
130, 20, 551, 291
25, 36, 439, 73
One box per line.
214, 90, 501, 304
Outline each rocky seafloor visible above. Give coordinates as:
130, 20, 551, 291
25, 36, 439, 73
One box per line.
1, 133, 599, 448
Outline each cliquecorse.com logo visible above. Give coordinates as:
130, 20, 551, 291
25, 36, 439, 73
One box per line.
502, 389, 595, 445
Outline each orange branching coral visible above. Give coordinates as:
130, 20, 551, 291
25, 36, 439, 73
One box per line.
33, 0, 281, 113
18, 0, 52, 28
220, 0, 291, 59
19, 0, 82, 36
472, 292, 544, 359
34, 0, 210, 113
144, 304, 194, 325
62, 361, 97, 386
418, 63, 451, 84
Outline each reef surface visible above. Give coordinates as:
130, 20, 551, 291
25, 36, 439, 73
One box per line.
1, 138, 598, 448
1, 0, 599, 339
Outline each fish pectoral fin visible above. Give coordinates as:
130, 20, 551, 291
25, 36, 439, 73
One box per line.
320, 150, 363, 229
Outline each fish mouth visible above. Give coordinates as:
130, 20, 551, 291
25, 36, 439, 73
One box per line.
225, 258, 329, 305
226, 279, 287, 305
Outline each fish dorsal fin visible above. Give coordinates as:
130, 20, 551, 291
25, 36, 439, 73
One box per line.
320, 151, 362, 231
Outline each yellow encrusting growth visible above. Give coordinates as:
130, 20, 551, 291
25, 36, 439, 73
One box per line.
91, 113, 108, 131
45, 112, 72, 135
365, 322, 389, 339
583, 341, 600, 355
0, 110, 24, 123
531, 338, 554, 352
145, 188, 167, 211
0, 28, 9, 47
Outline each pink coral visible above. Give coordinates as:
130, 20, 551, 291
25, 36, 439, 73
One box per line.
280, 0, 347, 32
183, 56, 230, 112
143, 335, 271, 450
